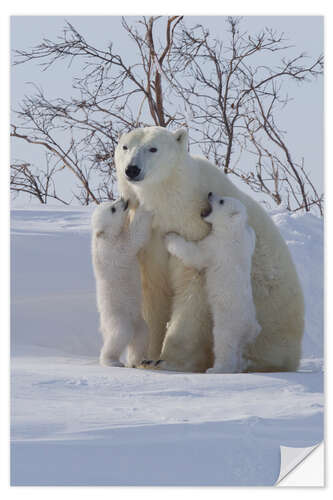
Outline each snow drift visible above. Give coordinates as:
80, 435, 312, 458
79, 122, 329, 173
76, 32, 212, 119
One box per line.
10, 204, 324, 486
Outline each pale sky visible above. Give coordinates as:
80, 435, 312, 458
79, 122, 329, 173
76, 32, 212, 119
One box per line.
10, 15, 324, 205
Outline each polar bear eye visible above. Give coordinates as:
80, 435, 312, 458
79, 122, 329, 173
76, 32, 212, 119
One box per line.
122, 145, 128, 151
220, 199, 224, 205
111, 207, 116, 213
149, 147, 158, 153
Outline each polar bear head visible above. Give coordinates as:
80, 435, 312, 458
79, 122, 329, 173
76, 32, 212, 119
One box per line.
92, 198, 129, 240
115, 127, 188, 191
201, 192, 248, 229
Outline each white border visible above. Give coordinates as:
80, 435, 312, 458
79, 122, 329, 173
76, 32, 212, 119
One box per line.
2, 1, 331, 498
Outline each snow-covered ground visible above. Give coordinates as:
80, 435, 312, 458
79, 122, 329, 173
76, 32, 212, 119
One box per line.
10, 204, 324, 486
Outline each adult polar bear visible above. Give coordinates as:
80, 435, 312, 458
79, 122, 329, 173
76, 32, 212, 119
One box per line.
115, 126, 304, 373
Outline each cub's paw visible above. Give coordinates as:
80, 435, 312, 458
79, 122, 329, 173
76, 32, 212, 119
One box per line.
100, 358, 125, 368
206, 364, 237, 374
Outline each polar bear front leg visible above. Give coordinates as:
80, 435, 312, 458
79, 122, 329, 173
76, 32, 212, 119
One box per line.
158, 256, 214, 373
139, 229, 172, 359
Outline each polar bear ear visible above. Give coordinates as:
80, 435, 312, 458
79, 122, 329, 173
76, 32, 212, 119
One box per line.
173, 128, 188, 150
117, 130, 126, 143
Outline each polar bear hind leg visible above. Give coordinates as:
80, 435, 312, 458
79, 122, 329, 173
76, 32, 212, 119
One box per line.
207, 318, 245, 374
127, 317, 149, 367
99, 315, 134, 368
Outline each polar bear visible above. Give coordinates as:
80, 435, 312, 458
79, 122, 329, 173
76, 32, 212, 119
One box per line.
166, 193, 261, 373
91, 199, 152, 367
115, 126, 304, 373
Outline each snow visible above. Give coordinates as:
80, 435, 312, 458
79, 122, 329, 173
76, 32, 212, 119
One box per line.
271, 209, 324, 358
10, 204, 324, 486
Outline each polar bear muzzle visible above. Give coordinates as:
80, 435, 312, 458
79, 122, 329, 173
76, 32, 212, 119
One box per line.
125, 164, 142, 181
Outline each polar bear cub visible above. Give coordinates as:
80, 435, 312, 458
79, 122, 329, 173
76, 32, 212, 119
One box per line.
92, 199, 152, 368
166, 193, 261, 373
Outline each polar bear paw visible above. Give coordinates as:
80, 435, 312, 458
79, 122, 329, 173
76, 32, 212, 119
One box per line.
139, 359, 184, 372
139, 359, 164, 370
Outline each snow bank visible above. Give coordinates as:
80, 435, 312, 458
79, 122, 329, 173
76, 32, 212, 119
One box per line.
10, 204, 324, 486
11, 206, 100, 357
271, 209, 324, 358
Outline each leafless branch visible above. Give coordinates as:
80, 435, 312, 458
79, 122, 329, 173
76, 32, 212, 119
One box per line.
10, 156, 70, 205
11, 16, 323, 214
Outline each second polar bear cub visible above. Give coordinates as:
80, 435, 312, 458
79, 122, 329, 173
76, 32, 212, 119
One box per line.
166, 193, 261, 373
92, 199, 152, 368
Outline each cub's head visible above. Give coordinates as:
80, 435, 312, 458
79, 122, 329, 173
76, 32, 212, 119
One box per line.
115, 126, 188, 189
201, 193, 247, 229
92, 198, 129, 240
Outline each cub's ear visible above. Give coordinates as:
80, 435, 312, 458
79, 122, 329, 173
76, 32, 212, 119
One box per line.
96, 230, 105, 238
117, 131, 126, 142
173, 128, 188, 151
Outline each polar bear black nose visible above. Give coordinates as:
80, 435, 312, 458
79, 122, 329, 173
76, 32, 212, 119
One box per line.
125, 165, 141, 179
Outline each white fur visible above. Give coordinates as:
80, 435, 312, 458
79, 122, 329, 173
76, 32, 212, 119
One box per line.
115, 126, 304, 373
166, 195, 261, 373
91, 199, 152, 367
